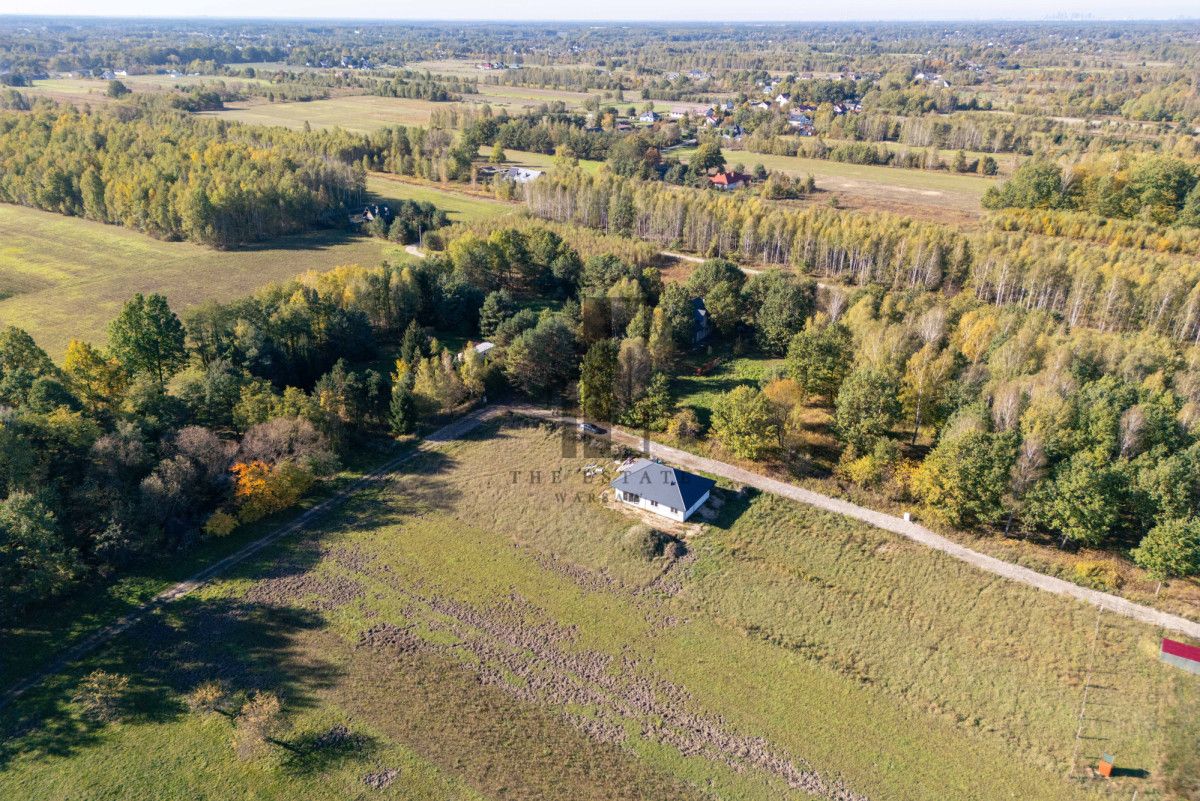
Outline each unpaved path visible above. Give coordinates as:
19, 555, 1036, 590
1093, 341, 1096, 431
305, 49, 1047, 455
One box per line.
515, 406, 1200, 640
0, 405, 504, 710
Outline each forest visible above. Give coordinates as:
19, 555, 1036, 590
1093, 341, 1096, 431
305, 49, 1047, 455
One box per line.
0, 100, 365, 247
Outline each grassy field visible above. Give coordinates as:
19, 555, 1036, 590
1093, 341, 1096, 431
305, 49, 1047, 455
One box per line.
23, 74, 274, 105
198, 96, 441, 132
366, 174, 517, 223
1, 419, 1191, 801
476, 146, 603, 174
674, 146, 995, 220
0, 205, 405, 358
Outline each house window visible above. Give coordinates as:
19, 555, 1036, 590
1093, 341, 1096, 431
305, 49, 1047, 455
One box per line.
623, 492, 640, 503
650, 500, 658, 507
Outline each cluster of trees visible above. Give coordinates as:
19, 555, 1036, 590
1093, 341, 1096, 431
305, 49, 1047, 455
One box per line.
460, 107, 618, 161
361, 124, 476, 183
0, 305, 351, 621
4, 219, 595, 619
359, 199, 449, 245
679, 285, 1200, 582
527, 169, 971, 291
0, 102, 364, 247
529, 168, 1200, 344
371, 72, 477, 101
983, 155, 1200, 227
575, 259, 815, 431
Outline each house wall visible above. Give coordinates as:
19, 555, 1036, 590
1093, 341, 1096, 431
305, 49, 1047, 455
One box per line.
616, 489, 710, 522
617, 489, 685, 522
682, 491, 710, 521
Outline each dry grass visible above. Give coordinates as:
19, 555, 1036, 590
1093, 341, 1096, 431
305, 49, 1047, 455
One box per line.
674, 146, 994, 220
198, 95, 441, 133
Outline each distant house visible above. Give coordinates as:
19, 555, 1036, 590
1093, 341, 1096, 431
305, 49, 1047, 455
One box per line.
709, 171, 751, 190
786, 112, 813, 133
479, 166, 543, 184
457, 341, 494, 363
638, 111, 660, 123
668, 104, 709, 119
753, 100, 772, 111
774, 93, 791, 106
502, 166, 542, 183
611, 459, 715, 522
691, 298, 712, 344
350, 203, 393, 225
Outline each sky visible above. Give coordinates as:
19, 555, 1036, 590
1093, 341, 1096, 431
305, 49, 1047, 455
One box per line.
0, 1, 1197, 21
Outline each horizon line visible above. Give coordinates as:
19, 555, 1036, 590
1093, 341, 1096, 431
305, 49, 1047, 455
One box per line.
2, 13, 1199, 23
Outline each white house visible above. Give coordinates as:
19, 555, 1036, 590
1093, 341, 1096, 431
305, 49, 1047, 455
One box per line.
497, 167, 542, 184
610, 459, 715, 522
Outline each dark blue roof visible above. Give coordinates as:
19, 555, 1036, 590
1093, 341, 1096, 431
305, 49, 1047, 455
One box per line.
610, 459, 715, 511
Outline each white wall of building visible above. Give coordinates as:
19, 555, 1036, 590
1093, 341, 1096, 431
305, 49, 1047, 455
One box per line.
616, 489, 709, 522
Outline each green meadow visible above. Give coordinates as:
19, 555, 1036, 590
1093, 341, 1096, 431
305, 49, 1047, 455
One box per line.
2, 420, 1191, 801
0, 205, 403, 357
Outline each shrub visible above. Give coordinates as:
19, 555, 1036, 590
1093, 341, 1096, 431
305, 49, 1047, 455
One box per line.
186, 680, 227, 715
838, 439, 901, 488
668, 408, 703, 441
232, 460, 315, 523
72, 670, 129, 723
233, 691, 282, 760
622, 524, 670, 560
203, 510, 238, 537
1071, 560, 1122, 591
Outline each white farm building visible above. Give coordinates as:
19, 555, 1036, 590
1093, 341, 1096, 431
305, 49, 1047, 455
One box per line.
610, 459, 715, 522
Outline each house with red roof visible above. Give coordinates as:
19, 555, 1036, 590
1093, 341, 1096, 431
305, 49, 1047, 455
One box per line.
709, 171, 751, 190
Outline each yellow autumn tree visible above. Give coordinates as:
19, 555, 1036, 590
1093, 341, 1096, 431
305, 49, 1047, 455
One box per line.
232, 460, 314, 523
63, 339, 127, 415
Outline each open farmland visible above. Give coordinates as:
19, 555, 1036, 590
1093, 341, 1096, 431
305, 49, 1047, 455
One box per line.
198, 95, 441, 132
23, 73, 274, 105
0, 205, 404, 358
674, 146, 996, 221
1, 419, 1190, 801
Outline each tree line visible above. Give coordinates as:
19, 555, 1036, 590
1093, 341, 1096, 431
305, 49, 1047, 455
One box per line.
527, 168, 1200, 344
983, 155, 1200, 227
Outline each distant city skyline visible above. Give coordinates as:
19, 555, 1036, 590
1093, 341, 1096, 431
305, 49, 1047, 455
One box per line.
0, 2, 1197, 22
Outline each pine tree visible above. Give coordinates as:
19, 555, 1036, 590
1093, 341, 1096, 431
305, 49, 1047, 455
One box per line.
389, 367, 417, 436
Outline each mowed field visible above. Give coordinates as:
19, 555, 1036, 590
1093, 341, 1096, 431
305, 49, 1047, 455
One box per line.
198, 95, 442, 133
674, 146, 995, 221
366, 174, 517, 222
2, 419, 1193, 801
0, 205, 403, 358
23, 74, 274, 105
